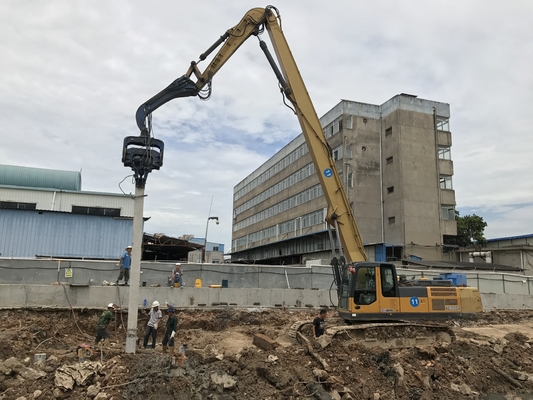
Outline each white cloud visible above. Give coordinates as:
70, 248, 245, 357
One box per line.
1, 0, 532, 251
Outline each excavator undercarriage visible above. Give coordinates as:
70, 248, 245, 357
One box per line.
290, 318, 456, 350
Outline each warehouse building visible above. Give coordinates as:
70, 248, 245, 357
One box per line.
230, 94, 457, 265
0, 164, 134, 259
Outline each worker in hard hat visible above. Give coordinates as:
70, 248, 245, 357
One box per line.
116, 245, 132, 286
171, 263, 184, 288
143, 300, 162, 350
161, 306, 178, 355
95, 303, 116, 347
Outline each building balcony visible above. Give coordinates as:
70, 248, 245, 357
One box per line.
441, 218, 457, 236
438, 159, 454, 176
437, 131, 452, 147
440, 189, 455, 205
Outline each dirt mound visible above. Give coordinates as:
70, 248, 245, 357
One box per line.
1, 308, 533, 399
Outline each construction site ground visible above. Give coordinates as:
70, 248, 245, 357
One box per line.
2, 307, 533, 400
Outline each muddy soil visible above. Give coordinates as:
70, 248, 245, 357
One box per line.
1, 308, 533, 399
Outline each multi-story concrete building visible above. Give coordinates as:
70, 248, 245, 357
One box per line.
230, 94, 456, 265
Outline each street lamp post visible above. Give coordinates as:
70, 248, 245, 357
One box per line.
202, 216, 219, 263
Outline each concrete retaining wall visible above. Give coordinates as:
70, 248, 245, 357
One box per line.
0, 285, 334, 310
4, 258, 533, 295
0, 258, 333, 289
2, 258, 533, 311
1, 284, 532, 311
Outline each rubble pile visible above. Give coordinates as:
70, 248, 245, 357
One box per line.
1, 308, 533, 399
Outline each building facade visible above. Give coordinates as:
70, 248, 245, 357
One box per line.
187, 237, 225, 264
457, 234, 533, 274
230, 94, 456, 265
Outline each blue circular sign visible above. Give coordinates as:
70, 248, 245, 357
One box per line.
324, 168, 333, 178
409, 296, 420, 307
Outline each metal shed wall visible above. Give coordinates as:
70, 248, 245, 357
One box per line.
0, 187, 134, 216
0, 209, 134, 259
0, 164, 81, 191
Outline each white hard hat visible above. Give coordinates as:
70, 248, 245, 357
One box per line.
175, 262, 181, 266
107, 303, 114, 308
126, 245, 132, 249
152, 301, 160, 307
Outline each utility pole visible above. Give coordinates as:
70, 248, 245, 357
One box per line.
202, 216, 219, 263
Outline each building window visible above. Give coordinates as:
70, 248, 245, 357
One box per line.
436, 116, 450, 131
386, 156, 393, 164
338, 119, 343, 132
346, 144, 353, 159
72, 206, 121, 217
348, 172, 353, 188
387, 186, 394, 194
0, 201, 36, 210
345, 116, 353, 130
332, 146, 343, 161
385, 127, 392, 136
441, 205, 455, 220
388, 216, 396, 224
213, 246, 219, 251
438, 146, 451, 160
439, 176, 453, 190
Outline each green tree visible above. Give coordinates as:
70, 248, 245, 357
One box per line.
455, 211, 487, 247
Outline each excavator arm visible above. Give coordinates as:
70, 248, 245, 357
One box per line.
131, 6, 367, 264
135, 7, 269, 134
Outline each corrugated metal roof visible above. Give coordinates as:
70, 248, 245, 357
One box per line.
404, 259, 520, 272
0, 209, 133, 258
0, 164, 81, 191
487, 233, 533, 242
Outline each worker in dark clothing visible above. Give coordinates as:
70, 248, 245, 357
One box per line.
312, 309, 327, 339
162, 306, 178, 355
95, 303, 115, 346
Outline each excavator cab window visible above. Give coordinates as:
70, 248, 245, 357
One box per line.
353, 266, 377, 305
338, 265, 351, 310
380, 265, 397, 298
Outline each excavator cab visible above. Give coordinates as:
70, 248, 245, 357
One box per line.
337, 262, 398, 319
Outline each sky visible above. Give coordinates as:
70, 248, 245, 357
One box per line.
1, 1, 532, 252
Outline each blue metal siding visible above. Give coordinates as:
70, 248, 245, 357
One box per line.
0, 209, 133, 258
190, 238, 225, 252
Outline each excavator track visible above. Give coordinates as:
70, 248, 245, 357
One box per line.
289, 319, 456, 350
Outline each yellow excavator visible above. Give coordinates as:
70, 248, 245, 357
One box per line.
127, 6, 483, 327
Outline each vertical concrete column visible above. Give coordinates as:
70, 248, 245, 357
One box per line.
125, 186, 144, 353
